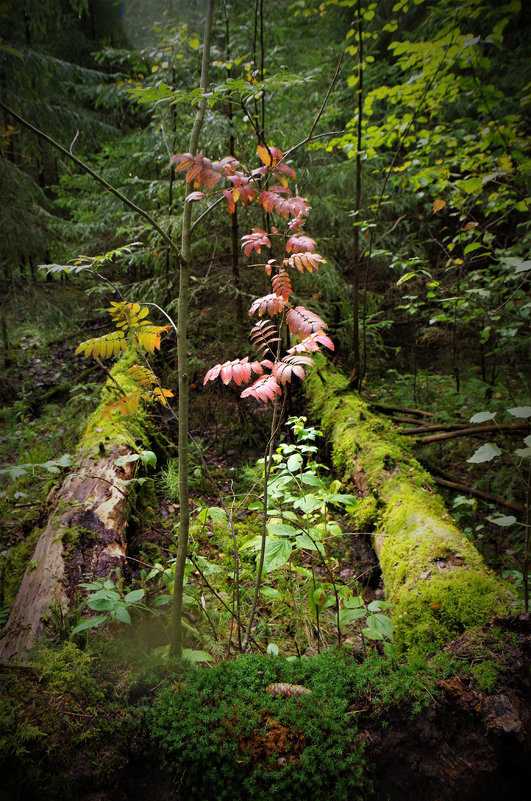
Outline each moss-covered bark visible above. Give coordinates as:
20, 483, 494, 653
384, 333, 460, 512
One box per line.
305, 357, 511, 652
0, 354, 152, 661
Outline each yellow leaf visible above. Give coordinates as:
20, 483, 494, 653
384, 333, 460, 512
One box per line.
432, 198, 446, 213
257, 144, 274, 166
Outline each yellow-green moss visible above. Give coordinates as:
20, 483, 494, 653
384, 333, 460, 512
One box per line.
79, 350, 152, 456
305, 357, 511, 654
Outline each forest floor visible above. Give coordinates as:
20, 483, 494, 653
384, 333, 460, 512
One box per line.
1, 317, 530, 800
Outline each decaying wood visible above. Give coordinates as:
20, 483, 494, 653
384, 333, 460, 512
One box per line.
0, 354, 150, 661
417, 422, 530, 443
0, 446, 136, 661
306, 357, 512, 653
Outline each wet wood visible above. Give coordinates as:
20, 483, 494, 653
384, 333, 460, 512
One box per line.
0, 446, 136, 661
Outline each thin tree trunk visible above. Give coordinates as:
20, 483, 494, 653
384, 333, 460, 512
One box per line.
171, 0, 214, 658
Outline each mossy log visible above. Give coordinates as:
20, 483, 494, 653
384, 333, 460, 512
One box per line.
0, 353, 151, 661
305, 358, 512, 653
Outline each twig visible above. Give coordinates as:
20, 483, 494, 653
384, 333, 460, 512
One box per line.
369, 403, 434, 418
418, 423, 529, 443
432, 476, 525, 514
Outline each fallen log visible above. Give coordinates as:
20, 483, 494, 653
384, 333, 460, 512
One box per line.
306, 359, 512, 653
0, 353, 153, 661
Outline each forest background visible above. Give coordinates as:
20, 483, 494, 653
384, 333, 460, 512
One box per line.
0, 0, 530, 799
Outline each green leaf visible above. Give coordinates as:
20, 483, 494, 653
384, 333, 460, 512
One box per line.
322, 493, 358, 506
367, 600, 391, 612
114, 605, 132, 624
260, 587, 284, 600
294, 494, 323, 514
267, 522, 298, 537
366, 613, 394, 639
524, 435, 531, 447
396, 271, 418, 286
124, 588, 145, 604
181, 649, 212, 663
458, 177, 483, 194
507, 406, 531, 418
362, 627, 384, 640
343, 596, 365, 609
470, 411, 496, 423
264, 538, 293, 572
287, 453, 303, 473
295, 534, 324, 553
338, 607, 366, 626
267, 643, 279, 657
514, 447, 531, 458
208, 506, 228, 523
300, 472, 324, 486
114, 453, 140, 467
70, 615, 107, 637
487, 515, 517, 527
139, 450, 157, 468
464, 242, 482, 256
467, 443, 502, 463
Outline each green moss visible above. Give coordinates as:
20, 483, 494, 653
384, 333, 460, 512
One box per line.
1, 527, 40, 605
78, 351, 152, 456
470, 660, 500, 693
305, 357, 511, 654
352, 495, 380, 530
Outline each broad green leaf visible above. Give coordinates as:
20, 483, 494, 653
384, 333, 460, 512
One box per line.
152, 594, 172, 607
338, 607, 366, 626
457, 176, 483, 194
464, 242, 482, 256
508, 406, 531, 418
287, 453, 303, 473
515, 447, 531, 458
396, 271, 418, 286
70, 615, 107, 637
114, 605, 132, 624
124, 588, 145, 604
323, 493, 358, 506
264, 538, 293, 572
467, 443, 502, 463
300, 472, 324, 486
343, 596, 365, 609
469, 411, 496, 423
295, 534, 325, 554
260, 587, 284, 600
366, 613, 394, 639
139, 450, 157, 468
267, 522, 298, 537
524, 436, 531, 447
362, 627, 384, 640
487, 515, 517, 527
367, 600, 391, 612
208, 506, 228, 523
114, 453, 140, 467
267, 643, 279, 656
294, 494, 323, 513
87, 597, 117, 611
182, 649, 212, 663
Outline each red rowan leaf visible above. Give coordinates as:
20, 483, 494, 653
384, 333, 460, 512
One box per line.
273, 355, 314, 384
186, 191, 205, 202
286, 306, 327, 338
285, 235, 316, 254
241, 374, 282, 403
250, 320, 281, 355
271, 269, 293, 302
275, 163, 297, 181
284, 252, 326, 273
241, 227, 271, 257
288, 332, 334, 353
257, 144, 283, 167
203, 357, 263, 387
249, 293, 287, 318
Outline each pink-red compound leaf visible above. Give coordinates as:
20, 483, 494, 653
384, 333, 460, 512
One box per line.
241, 227, 271, 257
285, 235, 316, 254
288, 332, 334, 353
185, 191, 205, 202
286, 306, 328, 338
250, 320, 281, 355
241, 374, 282, 403
271, 270, 293, 302
249, 293, 287, 318
284, 252, 326, 274
203, 357, 263, 387
273, 355, 314, 384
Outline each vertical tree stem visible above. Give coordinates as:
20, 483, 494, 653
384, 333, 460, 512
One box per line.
171, 0, 215, 658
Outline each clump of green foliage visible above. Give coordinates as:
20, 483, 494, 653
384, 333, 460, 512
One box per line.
147, 649, 438, 801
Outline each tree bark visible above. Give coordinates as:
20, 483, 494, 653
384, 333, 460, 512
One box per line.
0, 356, 151, 661
305, 357, 512, 653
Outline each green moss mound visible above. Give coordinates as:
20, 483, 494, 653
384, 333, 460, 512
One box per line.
147, 650, 439, 801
